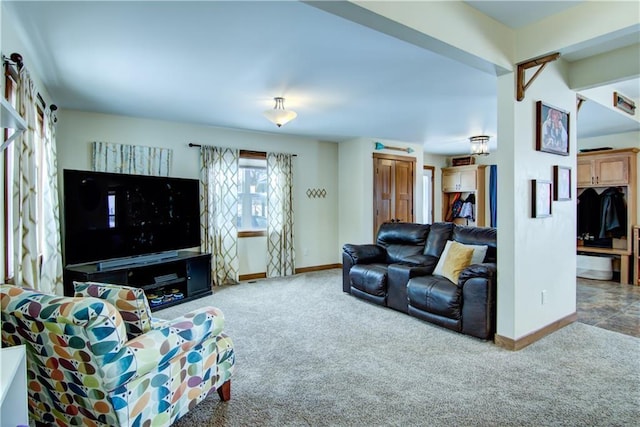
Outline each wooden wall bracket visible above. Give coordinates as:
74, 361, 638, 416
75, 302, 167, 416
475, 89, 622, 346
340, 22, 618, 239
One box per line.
577, 95, 587, 112
516, 52, 560, 101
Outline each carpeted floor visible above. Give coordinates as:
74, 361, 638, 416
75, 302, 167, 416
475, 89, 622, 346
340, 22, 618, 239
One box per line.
157, 269, 640, 426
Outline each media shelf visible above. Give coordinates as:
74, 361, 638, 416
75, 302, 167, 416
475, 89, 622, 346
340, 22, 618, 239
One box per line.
63, 251, 212, 311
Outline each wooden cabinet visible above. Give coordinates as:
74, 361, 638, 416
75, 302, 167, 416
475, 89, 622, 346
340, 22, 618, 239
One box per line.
577, 148, 638, 284
577, 151, 631, 187
441, 165, 487, 227
373, 153, 415, 238
64, 251, 212, 311
443, 166, 477, 192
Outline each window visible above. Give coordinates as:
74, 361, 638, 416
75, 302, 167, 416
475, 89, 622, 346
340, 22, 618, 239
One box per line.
237, 151, 267, 237
3, 62, 47, 282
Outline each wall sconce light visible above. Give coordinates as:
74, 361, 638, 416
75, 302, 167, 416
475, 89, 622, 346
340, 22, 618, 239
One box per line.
469, 135, 490, 156
263, 97, 297, 127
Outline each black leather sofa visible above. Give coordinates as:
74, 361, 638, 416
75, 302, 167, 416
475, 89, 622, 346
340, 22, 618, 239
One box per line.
342, 222, 497, 340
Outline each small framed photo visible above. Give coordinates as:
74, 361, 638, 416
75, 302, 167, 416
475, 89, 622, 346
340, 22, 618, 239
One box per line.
553, 166, 571, 201
532, 179, 552, 218
536, 101, 570, 156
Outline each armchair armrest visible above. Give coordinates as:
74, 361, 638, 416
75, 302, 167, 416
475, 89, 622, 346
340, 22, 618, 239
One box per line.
342, 244, 386, 264
103, 306, 226, 390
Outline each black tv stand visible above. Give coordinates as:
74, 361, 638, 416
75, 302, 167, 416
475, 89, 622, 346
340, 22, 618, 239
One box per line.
63, 251, 212, 311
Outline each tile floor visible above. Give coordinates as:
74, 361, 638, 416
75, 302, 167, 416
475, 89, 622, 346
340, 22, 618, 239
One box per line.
577, 277, 640, 338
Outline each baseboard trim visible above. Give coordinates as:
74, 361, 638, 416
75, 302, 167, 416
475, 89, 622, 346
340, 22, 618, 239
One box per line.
494, 312, 578, 351
239, 264, 341, 282
295, 264, 342, 274
239, 273, 266, 282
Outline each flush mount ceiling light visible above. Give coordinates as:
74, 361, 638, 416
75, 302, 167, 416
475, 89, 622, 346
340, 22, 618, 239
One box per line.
263, 97, 297, 127
469, 135, 490, 156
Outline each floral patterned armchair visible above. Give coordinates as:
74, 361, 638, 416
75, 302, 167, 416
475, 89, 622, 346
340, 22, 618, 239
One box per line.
0, 283, 235, 427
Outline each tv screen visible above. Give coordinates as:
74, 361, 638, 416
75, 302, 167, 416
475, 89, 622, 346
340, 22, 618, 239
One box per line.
63, 169, 201, 266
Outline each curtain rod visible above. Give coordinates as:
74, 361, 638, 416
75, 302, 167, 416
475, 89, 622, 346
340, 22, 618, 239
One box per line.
188, 143, 297, 157
3, 52, 57, 115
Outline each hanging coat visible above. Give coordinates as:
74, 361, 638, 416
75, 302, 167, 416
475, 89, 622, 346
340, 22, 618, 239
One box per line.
599, 187, 627, 238
577, 188, 600, 237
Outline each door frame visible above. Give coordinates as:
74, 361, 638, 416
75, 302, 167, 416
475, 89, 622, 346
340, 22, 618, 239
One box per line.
423, 165, 435, 224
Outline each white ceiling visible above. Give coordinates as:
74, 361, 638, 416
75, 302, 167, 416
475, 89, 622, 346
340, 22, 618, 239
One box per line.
3, 1, 639, 155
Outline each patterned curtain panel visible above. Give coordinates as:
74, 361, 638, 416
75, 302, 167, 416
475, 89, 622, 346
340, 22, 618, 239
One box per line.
40, 109, 64, 294
200, 146, 239, 285
92, 141, 173, 176
12, 68, 40, 290
266, 153, 295, 277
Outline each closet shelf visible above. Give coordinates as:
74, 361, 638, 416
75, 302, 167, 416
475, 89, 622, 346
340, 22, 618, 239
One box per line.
577, 246, 631, 256
1, 98, 27, 152
1, 98, 26, 131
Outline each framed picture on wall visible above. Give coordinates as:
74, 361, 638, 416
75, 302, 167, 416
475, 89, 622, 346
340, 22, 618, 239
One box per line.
553, 166, 571, 201
536, 101, 570, 156
532, 179, 552, 218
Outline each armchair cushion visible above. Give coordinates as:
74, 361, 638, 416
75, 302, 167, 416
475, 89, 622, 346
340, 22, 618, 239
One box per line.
74, 281, 153, 340
349, 264, 388, 297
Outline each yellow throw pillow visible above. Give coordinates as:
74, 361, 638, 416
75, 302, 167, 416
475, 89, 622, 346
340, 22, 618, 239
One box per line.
440, 241, 474, 284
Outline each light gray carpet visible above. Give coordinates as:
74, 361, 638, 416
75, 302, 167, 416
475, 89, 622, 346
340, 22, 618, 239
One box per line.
157, 269, 640, 426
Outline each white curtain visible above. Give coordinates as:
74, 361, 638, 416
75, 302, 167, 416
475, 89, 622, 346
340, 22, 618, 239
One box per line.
39, 108, 63, 293
12, 68, 40, 290
200, 145, 239, 285
266, 153, 295, 277
92, 141, 172, 176
11, 68, 63, 293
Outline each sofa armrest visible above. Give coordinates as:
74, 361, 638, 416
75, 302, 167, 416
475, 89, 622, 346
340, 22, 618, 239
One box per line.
342, 244, 386, 264
459, 263, 496, 340
457, 263, 496, 285
387, 261, 437, 312
103, 306, 226, 390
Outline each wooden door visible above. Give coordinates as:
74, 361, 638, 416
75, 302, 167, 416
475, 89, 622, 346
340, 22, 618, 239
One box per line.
373, 154, 415, 239
394, 159, 414, 223
374, 158, 394, 232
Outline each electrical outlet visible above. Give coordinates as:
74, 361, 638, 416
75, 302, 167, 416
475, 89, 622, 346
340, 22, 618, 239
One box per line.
541, 290, 547, 305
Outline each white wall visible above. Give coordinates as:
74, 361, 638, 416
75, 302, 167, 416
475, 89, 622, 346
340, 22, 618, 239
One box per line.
56, 110, 340, 275
338, 137, 423, 248
0, 0, 4, 282
496, 59, 577, 340
2, 7, 55, 283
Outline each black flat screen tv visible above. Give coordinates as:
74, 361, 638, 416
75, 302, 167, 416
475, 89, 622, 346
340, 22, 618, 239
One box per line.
63, 169, 201, 266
